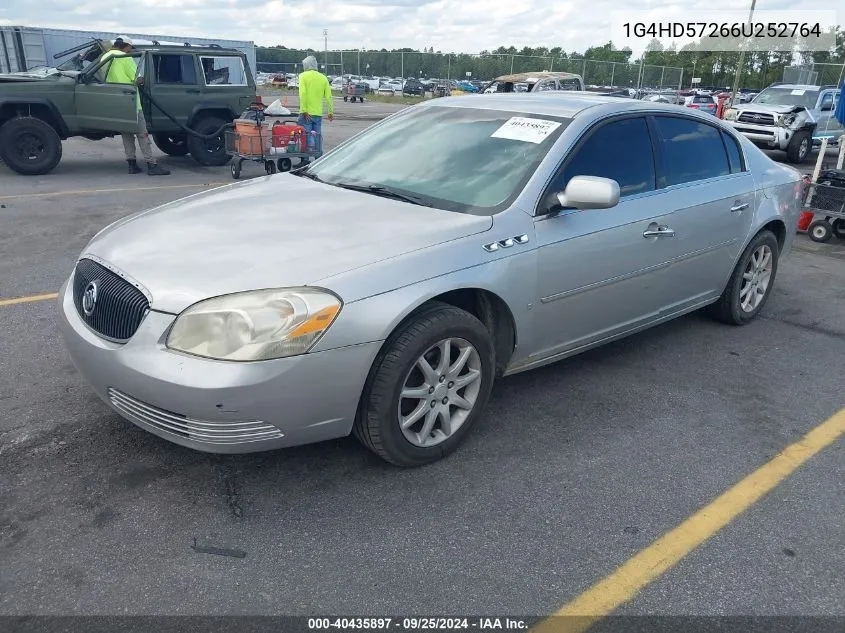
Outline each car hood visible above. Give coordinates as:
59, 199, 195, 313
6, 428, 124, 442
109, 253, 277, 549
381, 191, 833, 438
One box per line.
83, 174, 493, 314
737, 102, 807, 114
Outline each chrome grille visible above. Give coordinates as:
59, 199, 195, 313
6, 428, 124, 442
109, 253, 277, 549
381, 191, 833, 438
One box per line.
73, 259, 149, 341
737, 112, 776, 126
108, 388, 284, 445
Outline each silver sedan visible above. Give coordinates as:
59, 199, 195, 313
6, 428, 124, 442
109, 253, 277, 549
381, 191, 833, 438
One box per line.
59, 93, 802, 466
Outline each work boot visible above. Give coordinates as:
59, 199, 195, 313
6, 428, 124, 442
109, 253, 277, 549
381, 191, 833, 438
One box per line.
147, 162, 170, 176
127, 159, 143, 174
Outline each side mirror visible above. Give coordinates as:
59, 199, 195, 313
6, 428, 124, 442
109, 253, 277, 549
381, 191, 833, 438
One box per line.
556, 176, 620, 210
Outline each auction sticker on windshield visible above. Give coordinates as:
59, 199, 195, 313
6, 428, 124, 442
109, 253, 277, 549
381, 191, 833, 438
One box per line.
790, 89, 806, 95
491, 117, 562, 144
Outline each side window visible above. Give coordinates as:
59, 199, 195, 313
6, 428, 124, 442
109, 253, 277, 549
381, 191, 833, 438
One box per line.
535, 80, 556, 92
200, 55, 247, 86
152, 54, 197, 85
652, 116, 731, 187
819, 92, 834, 110
549, 117, 655, 206
721, 131, 744, 174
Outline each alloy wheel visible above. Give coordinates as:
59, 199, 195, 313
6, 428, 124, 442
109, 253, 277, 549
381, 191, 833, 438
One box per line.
398, 337, 482, 448
739, 244, 773, 312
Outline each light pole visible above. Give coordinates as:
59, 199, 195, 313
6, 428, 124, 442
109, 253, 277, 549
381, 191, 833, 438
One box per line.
729, 0, 756, 108
323, 29, 328, 74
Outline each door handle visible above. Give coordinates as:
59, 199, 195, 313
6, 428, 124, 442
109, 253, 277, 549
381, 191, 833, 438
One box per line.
186, 89, 201, 94
730, 202, 749, 212
121, 89, 135, 95
643, 226, 675, 238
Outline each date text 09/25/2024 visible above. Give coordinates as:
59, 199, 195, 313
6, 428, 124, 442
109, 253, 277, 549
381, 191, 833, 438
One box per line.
307, 618, 529, 631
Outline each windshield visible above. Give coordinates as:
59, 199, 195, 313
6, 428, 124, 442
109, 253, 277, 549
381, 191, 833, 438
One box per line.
752, 87, 819, 109
303, 106, 571, 215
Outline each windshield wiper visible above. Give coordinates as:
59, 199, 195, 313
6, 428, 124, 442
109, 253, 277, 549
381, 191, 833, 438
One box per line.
293, 168, 322, 182
332, 181, 432, 207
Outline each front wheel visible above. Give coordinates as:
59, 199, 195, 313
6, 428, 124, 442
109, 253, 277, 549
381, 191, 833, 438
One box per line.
353, 302, 495, 467
706, 230, 779, 325
231, 159, 242, 179
187, 115, 229, 166
785, 131, 811, 164
153, 133, 189, 156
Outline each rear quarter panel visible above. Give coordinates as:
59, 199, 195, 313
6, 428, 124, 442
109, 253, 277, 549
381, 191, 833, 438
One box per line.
741, 135, 802, 257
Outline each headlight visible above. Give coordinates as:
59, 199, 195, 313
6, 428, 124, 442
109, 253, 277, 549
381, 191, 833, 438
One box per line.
166, 288, 342, 361
724, 108, 738, 121
777, 113, 797, 128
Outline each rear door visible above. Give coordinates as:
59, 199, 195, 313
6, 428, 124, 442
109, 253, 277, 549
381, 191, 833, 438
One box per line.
644, 115, 756, 314
146, 53, 200, 131
74, 54, 138, 133
197, 53, 253, 112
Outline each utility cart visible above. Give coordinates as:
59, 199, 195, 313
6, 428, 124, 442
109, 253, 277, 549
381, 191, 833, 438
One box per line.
800, 136, 845, 243
343, 82, 367, 103
225, 106, 321, 179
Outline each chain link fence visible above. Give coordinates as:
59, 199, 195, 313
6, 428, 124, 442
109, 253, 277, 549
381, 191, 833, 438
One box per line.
256, 49, 684, 91
783, 62, 845, 86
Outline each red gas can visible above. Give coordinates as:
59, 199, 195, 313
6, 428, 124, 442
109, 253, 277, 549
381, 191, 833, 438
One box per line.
797, 211, 815, 232
271, 121, 306, 152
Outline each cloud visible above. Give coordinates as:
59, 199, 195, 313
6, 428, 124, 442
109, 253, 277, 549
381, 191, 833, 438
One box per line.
0, 0, 837, 54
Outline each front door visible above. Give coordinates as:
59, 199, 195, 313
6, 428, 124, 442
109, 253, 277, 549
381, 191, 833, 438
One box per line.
531, 116, 681, 362
814, 90, 843, 141
74, 83, 138, 133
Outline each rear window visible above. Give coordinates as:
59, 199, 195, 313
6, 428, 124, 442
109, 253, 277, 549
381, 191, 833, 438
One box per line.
200, 55, 247, 86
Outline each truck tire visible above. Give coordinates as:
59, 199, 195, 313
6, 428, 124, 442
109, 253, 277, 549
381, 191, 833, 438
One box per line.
187, 115, 229, 166
785, 131, 811, 164
153, 133, 189, 157
0, 117, 62, 176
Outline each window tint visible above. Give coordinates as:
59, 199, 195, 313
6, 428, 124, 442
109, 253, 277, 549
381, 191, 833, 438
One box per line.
152, 55, 197, 84
721, 131, 743, 173
556, 117, 655, 200
652, 116, 730, 186
820, 92, 834, 109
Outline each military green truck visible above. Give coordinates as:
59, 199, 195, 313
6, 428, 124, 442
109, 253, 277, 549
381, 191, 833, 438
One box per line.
0, 40, 257, 175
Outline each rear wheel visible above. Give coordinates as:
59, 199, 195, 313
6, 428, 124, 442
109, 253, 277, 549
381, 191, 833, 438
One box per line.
277, 158, 292, 172
153, 133, 189, 156
231, 159, 242, 179
187, 115, 229, 166
353, 302, 495, 467
831, 219, 845, 240
707, 230, 779, 325
0, 117, 62, 175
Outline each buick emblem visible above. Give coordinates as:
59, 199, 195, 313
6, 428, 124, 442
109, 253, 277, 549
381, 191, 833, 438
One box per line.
82, 280, 100, 316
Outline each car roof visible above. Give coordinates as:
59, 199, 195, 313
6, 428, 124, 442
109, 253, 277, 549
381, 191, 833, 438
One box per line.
767, 84, 821, 91
418, 92, 695, 119
493, 71, 581, 83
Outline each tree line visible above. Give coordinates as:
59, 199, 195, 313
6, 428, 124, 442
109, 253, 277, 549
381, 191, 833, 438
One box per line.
256, 28, 845, 89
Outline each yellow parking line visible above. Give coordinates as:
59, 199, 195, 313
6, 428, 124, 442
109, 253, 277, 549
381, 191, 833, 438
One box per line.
0, 292, 59, 307
532, 408, 845, 633
0, 182, 228, 201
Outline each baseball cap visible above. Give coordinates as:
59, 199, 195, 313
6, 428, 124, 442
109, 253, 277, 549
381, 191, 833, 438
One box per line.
114, 35, 133, 46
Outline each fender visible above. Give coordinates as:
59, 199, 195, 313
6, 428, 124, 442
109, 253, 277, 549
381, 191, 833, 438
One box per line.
186, 102, 238, 128
0, 98, 70, 137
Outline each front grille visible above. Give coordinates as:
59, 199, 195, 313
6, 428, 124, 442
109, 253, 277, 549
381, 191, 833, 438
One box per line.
735, 127, 775, 138
108, 388, 284, 445
737, 112, 776, 126
73, 259, 149, 341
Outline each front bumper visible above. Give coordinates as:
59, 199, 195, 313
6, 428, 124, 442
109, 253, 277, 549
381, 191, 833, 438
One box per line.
727, 121, 790, 150
58, 278, 381, 454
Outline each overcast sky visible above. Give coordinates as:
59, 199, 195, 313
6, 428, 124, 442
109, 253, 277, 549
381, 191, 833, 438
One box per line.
0, 0, 837, 55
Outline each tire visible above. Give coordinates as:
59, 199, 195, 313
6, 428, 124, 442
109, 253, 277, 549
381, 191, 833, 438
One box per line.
231, 159, 241, 179
264, 160, 277, 175
277, 158, 291, 172
187, 115, 229, 166
353, 302, 495, 467
0, 117, 62, 176
808, 219, 833, 243
343, 96, 348, 102
831, 219, 845, 240
706, 230, 779, 325
153, 133, 189, 157
785, 131, 811, 164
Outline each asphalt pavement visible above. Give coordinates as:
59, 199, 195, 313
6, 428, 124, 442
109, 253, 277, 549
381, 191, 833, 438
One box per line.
0, 104, 844, 624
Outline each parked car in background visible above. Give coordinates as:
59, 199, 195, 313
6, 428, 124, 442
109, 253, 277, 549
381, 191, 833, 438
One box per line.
483, 72, 584, 93
378, 80, 404, 95
684, 93, 718, 115
723, 83, 843, 163
403, 78, 425, 96
270, 74, 287, 87
59, 94, 800, 467
455, 81, 479, 93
